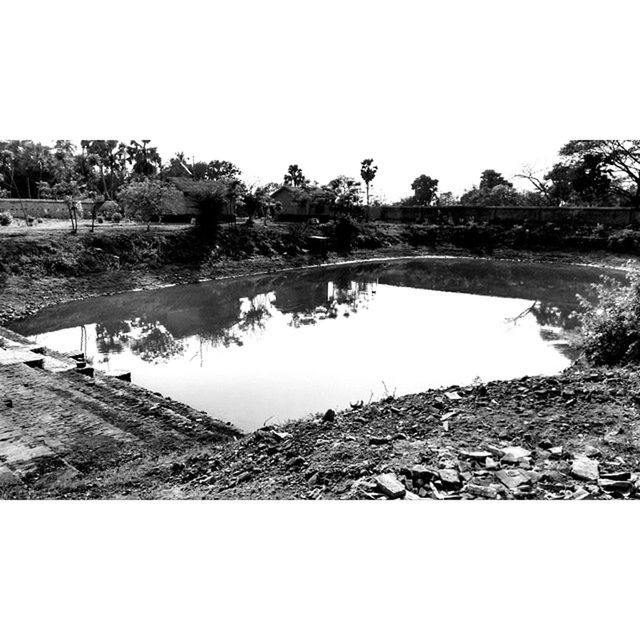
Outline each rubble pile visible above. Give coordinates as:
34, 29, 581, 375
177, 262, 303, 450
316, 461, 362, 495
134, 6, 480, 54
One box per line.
177, 365, 640, 500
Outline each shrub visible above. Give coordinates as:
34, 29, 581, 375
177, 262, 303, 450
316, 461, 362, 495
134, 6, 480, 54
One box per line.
0, 212, 13, 226
608, 229, 640, 254
578, 268, 640, 365
97, 216, 104, 224
112, 212, 122, 223
100, 200, 120, 221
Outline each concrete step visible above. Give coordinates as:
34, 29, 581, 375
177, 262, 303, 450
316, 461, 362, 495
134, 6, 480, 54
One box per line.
0, 349, 44, 368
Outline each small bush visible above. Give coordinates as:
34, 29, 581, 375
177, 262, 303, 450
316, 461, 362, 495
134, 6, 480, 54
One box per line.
578, 268, 640, 365
97, 216, 104, 224
608, 229, 640, 254
112, 212, 122, 223
0, 212, 13, 226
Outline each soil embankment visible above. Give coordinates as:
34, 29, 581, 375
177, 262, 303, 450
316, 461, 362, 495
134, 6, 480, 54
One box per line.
1, 221, 639, 499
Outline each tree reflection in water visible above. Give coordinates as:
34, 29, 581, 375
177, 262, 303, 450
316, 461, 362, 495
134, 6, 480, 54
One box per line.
96, 318, 185, 362
289, 280, 376, 327
130, 322, 185, 362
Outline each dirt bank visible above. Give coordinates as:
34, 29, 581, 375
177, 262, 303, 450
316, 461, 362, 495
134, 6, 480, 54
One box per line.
0, 222, 636, 325
1, 222, 639, 499
11, 364, 640, 500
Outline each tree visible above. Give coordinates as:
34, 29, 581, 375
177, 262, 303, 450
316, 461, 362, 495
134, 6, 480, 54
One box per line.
326, 175, 362, 214
48, 178, 87, 233
79, 140, 128, 199
360, 158, 378, 206
126, 140, 162, 177
118, 179, 181, 230
206, 160, 241, 181
478, 169, 512, 191
283, 164, 307, 187
410, 174, 439, 205
558, 140, 639, 206
460, 169, 524, 205
437, 191, 458, 206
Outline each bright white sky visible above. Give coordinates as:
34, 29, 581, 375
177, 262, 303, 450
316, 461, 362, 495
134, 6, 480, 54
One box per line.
3, 0, 639, 201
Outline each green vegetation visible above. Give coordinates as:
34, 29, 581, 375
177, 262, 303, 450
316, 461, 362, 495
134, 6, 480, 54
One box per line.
578, 269, 640, 365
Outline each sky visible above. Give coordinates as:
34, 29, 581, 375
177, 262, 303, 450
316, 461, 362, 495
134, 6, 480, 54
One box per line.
3, 0, 639, 202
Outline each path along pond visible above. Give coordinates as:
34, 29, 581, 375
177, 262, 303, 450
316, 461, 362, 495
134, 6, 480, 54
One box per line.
9, 258, 626, 432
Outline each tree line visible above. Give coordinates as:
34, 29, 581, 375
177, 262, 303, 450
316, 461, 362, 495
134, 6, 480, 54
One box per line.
1, 139, 639, 231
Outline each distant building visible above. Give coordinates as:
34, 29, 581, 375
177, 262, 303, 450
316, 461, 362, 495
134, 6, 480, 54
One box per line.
167, 177, 235, 222
271, 185, 334, 221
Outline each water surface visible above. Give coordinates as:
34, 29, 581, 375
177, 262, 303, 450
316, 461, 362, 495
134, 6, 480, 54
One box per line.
11, 258, 624, 431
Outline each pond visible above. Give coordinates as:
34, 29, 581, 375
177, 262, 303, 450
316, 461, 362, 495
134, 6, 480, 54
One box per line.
9, 257, 625, 431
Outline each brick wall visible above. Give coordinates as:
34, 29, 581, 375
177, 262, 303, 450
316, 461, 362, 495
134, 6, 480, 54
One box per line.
0, 198, 95, 220
368, 205, 640, 227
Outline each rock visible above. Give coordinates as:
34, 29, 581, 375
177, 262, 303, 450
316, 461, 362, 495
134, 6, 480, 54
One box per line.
438, 469, 461, 489
571, 457, 599, 482
375, 473, 406, 499
549, 446, 563, 458
467, 484, 499, 499
571, 488, 590, 500
582, 445, 601, 458
2, 398, 12, 409
496, 469, 531, 490
418, 487, 429, 498
369, 436, 391, 445
322, 409, 336, 422
411, 465, 434, 481
601, 471, 632, 481
403, 490, 421, 500
599, 479, 632, 493
501, 446, 531, 463
461, 451, 492, 461
445, 391, 461, 400
485, 457, 498, 470
273, 431, 292, 440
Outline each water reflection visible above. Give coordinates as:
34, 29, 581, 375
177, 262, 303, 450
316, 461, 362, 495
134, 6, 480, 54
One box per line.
10, 258, 627, 430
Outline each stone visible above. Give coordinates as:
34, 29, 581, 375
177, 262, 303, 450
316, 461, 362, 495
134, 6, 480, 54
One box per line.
375, 473, 406, 499
496, 469, 531, 490
467, 484, 499, 499
322, 409, 336, 422
369, 436, 391, 445
571, 488, 590, 500
501, 446, 531, 463
549, 446, 563, 458
461, 450, 492, 461
599, 479, 632, 493
485, 457, 499, 470
438, 468, 461, 488
571, 457, 599, 482
601, 471, 632, 481
403, 490, 421, 500
583, 445, 601, 458
411, 465, 434, 481
445, 391, 461, 400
